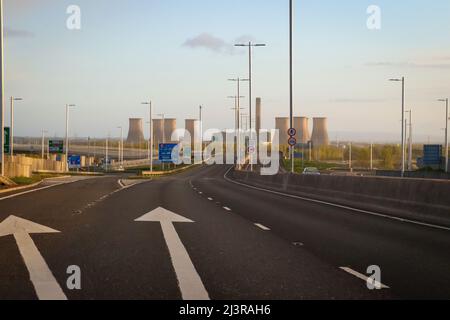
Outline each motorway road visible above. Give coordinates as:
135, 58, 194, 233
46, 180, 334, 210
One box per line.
0, 165, 448, 300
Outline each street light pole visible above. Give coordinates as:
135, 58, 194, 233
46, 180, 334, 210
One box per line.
438, 98, 449, 173
142, 101, 153, 173
41, 130, 47, 160
389, 77, 405, 177
405, 110, 413, 171
229, 78, 249, 168
65, 104, 75, 172
234, 42, 266, 172
10, 96, 23, 157
0, 0, 4, 177
199, 105, 203, 162
289, 0, 295, 174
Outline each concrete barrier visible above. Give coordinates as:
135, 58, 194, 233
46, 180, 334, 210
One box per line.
4, 155, 66, 178
231, 169, 450, 228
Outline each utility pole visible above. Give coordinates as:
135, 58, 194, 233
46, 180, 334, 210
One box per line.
389, 77, 405, 177
41, 130, 47, 160
10, 96, 23, 157
142, 101, 153, 173
228, 78, 248, 168
405, 110, 413, 171
105, 136, 109, 172
0, 0, 5, 177
438, 98, 449, 173
65, 104, 76, 172
234, 42, 266, 172
349, 142, 353, 173
289, 0, 295, 173
370, 142, 373, 171
199, 105, 203, 163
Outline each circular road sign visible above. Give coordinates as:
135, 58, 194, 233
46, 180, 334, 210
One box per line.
288, 137, 297, 147
288, 128, 297, 137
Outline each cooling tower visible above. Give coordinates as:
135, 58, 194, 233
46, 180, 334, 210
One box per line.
185, 119, 200, 147
256, 98, 262, 133
294, 117, 310, 144
311, 117, 330, 147
152, 119, 165, 145
152, 118, 178, 144
127, 118, 145, 144
164, 119, 177, 142
275, 117, 290, 146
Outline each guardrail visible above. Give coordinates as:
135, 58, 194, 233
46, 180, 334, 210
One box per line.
230, 169, 450, 228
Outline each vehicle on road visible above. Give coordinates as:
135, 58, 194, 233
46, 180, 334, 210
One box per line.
302, 167, 321, 175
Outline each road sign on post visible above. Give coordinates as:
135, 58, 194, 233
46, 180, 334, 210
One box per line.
3, 127, 9, 154
49, 140, 64, 154
159, 143, 178, 163
288, 137, 297, 147
288, 128, 297, 137
68, 155, 81, 169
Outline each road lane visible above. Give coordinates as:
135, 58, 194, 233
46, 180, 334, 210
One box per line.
191, 165, 450, 299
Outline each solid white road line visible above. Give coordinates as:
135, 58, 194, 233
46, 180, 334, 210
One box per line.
0, 182, 70, 201
255, 223, 271, 231
224, 167, 450, 232
340, 267, 390, 289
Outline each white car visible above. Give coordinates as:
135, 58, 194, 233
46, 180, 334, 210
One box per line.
303, 167, 321, 175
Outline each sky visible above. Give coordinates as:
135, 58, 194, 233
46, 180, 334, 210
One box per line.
4, 0, 450, 142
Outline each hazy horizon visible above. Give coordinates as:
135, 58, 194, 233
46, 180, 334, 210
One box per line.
4, 0, 450, 144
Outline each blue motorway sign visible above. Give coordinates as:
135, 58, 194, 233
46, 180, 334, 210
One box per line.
159, 143, 179, 163
68, 155, 82, 169
423, 145, 442, 166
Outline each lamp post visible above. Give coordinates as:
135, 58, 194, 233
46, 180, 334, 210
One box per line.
438, 98, 449, 173
10, 96, 23, 156
0, 0, 5, 177
389, 77, 405, 177
229, 78, 249, 168
142, 101, 153, 173
157, 114, 165, 170
405, 110, 413, 171
199, 105, 203, 162
41, 129, 47, 160
117, 126, 123, 168
289, 0, 295, 173
234, 42, 266, 172
65, 104, 76, 172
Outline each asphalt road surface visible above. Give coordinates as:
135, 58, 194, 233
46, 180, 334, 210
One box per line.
0, 165, 448, 300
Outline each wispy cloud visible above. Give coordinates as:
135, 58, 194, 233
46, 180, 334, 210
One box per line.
183, 33, 255, 55
365, 58, 450, 69
5, 27, 35, 38
330, 98, 387, 104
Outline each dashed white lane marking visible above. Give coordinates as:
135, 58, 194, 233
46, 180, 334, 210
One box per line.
255, 223, 271, 231
340, 267, 390, 289
207, 197, 213, 201
198, 192, 203, 195
223, 167, 450, 233
223, 207, 232, 211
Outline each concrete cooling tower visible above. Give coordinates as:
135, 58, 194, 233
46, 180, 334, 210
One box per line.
185, 119, 200, 147
127, 118, 145, 144
152, 118, 178, 144
152, 119, 164, 145
164, 119, 177, 142
275, 117, 290, 146
294, 117, 310, 144
311, 117, 330, 147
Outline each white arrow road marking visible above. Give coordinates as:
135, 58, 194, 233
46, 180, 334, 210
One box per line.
135, 207, 209, 300
0, 216, 67, 300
